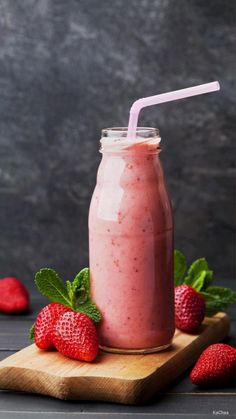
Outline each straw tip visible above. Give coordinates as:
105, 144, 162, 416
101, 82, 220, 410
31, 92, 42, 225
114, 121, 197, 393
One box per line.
214, 81, 220, 90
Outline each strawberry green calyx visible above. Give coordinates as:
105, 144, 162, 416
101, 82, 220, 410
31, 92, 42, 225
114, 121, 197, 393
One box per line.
29, 324, 35, 342
174, 250, 236, 316
34, 268, 102, 324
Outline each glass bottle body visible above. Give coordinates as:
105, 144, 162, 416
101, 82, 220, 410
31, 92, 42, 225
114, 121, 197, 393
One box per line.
89, 128, 174, 353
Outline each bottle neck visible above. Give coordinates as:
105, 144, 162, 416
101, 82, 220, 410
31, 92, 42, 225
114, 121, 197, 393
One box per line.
100, 127, 161, 154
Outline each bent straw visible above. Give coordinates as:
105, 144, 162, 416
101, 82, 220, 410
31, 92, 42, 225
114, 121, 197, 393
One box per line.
127, 81, 220, 140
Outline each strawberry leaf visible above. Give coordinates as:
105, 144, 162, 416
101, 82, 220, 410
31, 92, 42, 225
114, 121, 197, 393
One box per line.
191, 270, 207, 291
66, 280, 73, 300
184, 258, 211, 288
191, 270, 213, 292
77, 299, 102, 323
72, 268, 90, 306
29, 324, 35, 343
174, 250, 187, 286
72, 268, 102, 323
174, 250, 236, 316
34, 267, 102, 324
35, 268, 72, 308
201, 286, 236, 316
200, 270, 213, 291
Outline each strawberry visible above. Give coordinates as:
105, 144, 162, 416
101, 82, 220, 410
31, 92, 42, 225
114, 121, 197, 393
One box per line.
34, 303, 71, 350
190, 343, 236, 386
175, 284, 205, 333
0, 277, 29, 313
52, 311, 99, 362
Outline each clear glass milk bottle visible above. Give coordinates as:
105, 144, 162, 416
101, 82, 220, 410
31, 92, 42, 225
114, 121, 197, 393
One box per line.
89, 127, 174, 353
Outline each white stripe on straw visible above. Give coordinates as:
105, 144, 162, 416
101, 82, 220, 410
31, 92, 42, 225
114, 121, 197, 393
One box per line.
127, 81, 220, 140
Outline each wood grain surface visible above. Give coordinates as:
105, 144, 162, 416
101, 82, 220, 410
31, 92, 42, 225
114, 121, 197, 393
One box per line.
0, 312, 230, 405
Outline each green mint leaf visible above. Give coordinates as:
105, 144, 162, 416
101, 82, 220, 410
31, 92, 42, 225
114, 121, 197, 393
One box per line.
71, 268, 102, 323
200, 270, 213, 291
75, 287, 87, 304
35, 268, 72, 308
34, 267, 102, 324
191, 270, 207, 291
191, 270, 213, 292
66, 280, 74, 300
72, 268, 90, 306
29, 324, 35, 343
174, 250, 187, 286
201, 286, 236, 316
205, 286, 236, 301
185, 258, 209, 285
77, 299, 102, 323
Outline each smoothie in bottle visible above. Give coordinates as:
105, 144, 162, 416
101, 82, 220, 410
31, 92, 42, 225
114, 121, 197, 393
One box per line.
89, 82, 220, 353
89, 128, 174, 352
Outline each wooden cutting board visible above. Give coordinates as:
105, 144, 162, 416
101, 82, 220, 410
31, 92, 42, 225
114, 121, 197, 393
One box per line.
0, 312, 230, 405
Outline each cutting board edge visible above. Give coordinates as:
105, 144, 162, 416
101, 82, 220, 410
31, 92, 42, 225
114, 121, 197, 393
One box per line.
0, 364, 150, 404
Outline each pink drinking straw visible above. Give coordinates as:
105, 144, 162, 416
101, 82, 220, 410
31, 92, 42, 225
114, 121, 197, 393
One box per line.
127, 81, 220, 140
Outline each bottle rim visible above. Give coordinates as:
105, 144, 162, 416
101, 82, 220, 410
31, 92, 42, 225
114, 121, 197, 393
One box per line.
101, 127, 160, 138
100, 127, 161, 153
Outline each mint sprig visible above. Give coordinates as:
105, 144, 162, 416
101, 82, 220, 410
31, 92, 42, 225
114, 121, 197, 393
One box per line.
35, 268, 72, 308
34, 267, 102, 324
174, 250, 236, 315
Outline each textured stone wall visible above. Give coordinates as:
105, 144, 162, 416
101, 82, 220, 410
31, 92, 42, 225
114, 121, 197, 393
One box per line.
0, 0, 235, 281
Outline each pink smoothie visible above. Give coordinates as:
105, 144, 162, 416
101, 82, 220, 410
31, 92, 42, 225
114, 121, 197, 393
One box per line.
89, 130, 174, 351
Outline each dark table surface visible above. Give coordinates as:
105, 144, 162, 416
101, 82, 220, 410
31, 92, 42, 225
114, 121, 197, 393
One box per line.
0, 278, 235, 419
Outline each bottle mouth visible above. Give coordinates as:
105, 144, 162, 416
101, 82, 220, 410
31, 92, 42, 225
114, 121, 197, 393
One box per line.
102, 127, 160, 138
100, 127, 161, 153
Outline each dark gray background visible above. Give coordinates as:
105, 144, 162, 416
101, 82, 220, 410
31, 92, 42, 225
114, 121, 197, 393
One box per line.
0, 0, 235, 283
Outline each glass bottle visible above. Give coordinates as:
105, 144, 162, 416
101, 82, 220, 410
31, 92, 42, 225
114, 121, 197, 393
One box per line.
89, 127, 174, 353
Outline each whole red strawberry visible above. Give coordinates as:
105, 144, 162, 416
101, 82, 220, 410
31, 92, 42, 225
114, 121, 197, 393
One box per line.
34, 303, 71, 350
0, 277, 29, 313
190, 343, 236, 386
52, 311, 99, 362
175, 284, 205, 333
